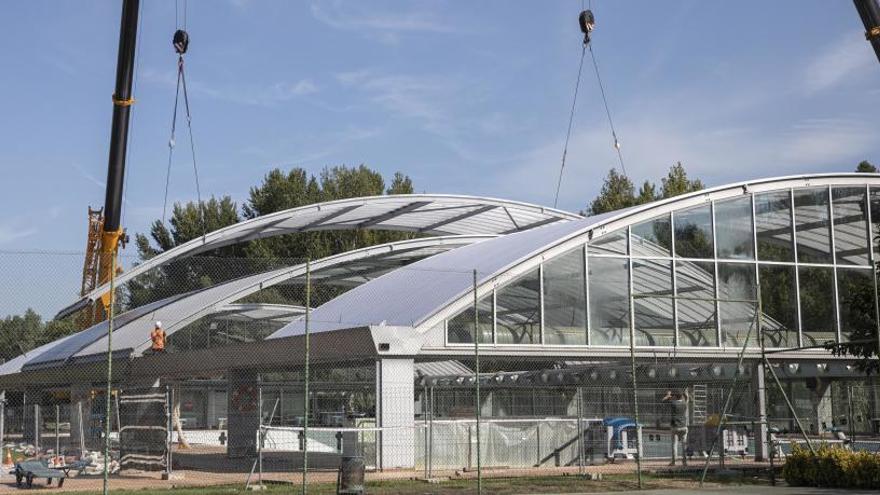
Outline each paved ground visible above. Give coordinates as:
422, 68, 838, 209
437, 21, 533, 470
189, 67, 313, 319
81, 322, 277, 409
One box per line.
574, 488, 880, 495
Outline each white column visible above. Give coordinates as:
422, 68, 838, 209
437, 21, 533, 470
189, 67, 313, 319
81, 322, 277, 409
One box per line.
376, 359, 415, 469
755, 362, 768, 461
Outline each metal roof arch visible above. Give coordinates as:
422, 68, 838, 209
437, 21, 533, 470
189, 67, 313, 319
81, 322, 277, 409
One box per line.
57, 194, 580, 319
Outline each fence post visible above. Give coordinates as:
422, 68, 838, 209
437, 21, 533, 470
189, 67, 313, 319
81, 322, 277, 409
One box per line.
472, 269, 482, 494
103, 250, 117, 495
302, 258, 311, 495
577, 387, 584, 474
423, 385, 428, 479
0, 391, 4, 464
626, 231, 643, 489
428, 386, 434, 479
55, 405, 60, 459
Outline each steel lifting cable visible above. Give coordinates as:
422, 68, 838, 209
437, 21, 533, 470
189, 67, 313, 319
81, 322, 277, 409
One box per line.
553, 3, 627, 208
589, 42, 627, 177
583, 0, 626, 176
161, 1, 206, 240
553, 43, 587, 209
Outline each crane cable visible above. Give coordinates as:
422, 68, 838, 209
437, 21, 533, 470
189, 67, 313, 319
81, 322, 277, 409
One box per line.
552, 43, 586, 209
553, 3, 628, 208
162, 0, 206, 241
589, 42, 627, 177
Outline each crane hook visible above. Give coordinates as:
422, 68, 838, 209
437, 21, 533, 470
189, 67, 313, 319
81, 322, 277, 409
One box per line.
173, 29, 190, 55
579, 10, 595, 46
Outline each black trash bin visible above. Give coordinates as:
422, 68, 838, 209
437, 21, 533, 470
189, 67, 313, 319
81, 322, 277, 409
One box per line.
337, 455, 365, 495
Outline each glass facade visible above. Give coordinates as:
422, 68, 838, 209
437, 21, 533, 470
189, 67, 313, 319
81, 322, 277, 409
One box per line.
445, 184, 879, 350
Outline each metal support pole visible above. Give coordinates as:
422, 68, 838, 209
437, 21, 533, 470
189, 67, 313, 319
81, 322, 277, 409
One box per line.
34, 404, 40, 453
0, 391, 5, 465
55, 405, 60, 459
423, 386, 428, 479
102, 250, 117, 495
847, 383, 855, 445
428, 386, 434, 479
577, 387, 584, 474
257, 375, 263, 486
302, 259, 311, 495
165, 385, 172, 477
626, 234, 643, 489
472, 269, 482, 494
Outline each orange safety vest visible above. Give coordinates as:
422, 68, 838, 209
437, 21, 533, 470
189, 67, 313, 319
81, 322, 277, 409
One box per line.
150, 328, 166, 351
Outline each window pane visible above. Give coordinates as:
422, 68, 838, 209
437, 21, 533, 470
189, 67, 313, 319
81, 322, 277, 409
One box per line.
871, 187, 880, 261
832, 187, 870, 266
718, 263, 757, 348
632, 259, 674, 346
755, 191, 794, 262
588, 229, 627, 255
447, 296, 493, 344
799, 266, 837, 345
543, 249, 587, 345
674, 205, 714, 259
588, 256, 629, 346
676, 260, 717, 346
759, 264, 799, 348
837, 268, 876, 343
715, 196, 754, 260
794, 188, 832, 264
631, 214, 672, 257
496, 269, 541, 344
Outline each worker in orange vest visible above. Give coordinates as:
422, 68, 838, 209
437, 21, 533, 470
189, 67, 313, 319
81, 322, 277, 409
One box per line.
150, 321, 166, 353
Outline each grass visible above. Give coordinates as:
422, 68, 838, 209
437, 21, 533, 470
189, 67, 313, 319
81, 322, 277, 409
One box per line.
59, 472, 773, 495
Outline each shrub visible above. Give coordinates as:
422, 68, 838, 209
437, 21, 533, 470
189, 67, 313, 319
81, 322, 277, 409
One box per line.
783, 443, 880, 489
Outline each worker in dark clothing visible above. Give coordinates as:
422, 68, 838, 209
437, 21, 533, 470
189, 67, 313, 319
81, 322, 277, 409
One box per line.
663, 389, 689, 466
150, 321, 166, 353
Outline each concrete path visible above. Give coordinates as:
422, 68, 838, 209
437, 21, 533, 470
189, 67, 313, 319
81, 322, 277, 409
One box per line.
536, 487, 879, 495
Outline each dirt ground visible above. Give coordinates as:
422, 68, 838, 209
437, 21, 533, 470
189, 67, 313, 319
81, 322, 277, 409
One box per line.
0, 444, 775, 494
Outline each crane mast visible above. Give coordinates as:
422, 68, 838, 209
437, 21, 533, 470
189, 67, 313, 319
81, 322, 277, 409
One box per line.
81, 0, 140, 324
854, 0, 880, 63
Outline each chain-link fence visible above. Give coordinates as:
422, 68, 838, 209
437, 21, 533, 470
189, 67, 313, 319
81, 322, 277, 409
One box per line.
1, 250, 880, 493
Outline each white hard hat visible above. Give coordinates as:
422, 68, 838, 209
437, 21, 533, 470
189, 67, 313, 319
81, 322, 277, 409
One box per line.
155, 321, 163, 328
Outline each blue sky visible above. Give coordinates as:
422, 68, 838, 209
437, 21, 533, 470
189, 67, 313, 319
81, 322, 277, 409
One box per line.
0, 0, 879, 316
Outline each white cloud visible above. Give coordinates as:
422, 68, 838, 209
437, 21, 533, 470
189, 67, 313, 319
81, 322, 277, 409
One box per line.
802, 31, 875, 94
0, 224, 37, 245
494, 113, 877, 213
311, 2, 455, 39
141, 69, 319, 106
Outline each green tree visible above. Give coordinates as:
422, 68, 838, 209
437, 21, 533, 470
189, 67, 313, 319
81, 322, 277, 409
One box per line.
636, 180, 658, 204
0, 309, 42, 362
127, 196, 242, 308
243, 165, 415, 260
587, 169, 637, 215
856, 160, 877, 173
0, 309, 78, 362
128, 165, 416, 309
660, 161, 704, 199
586, 163, 704, 215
